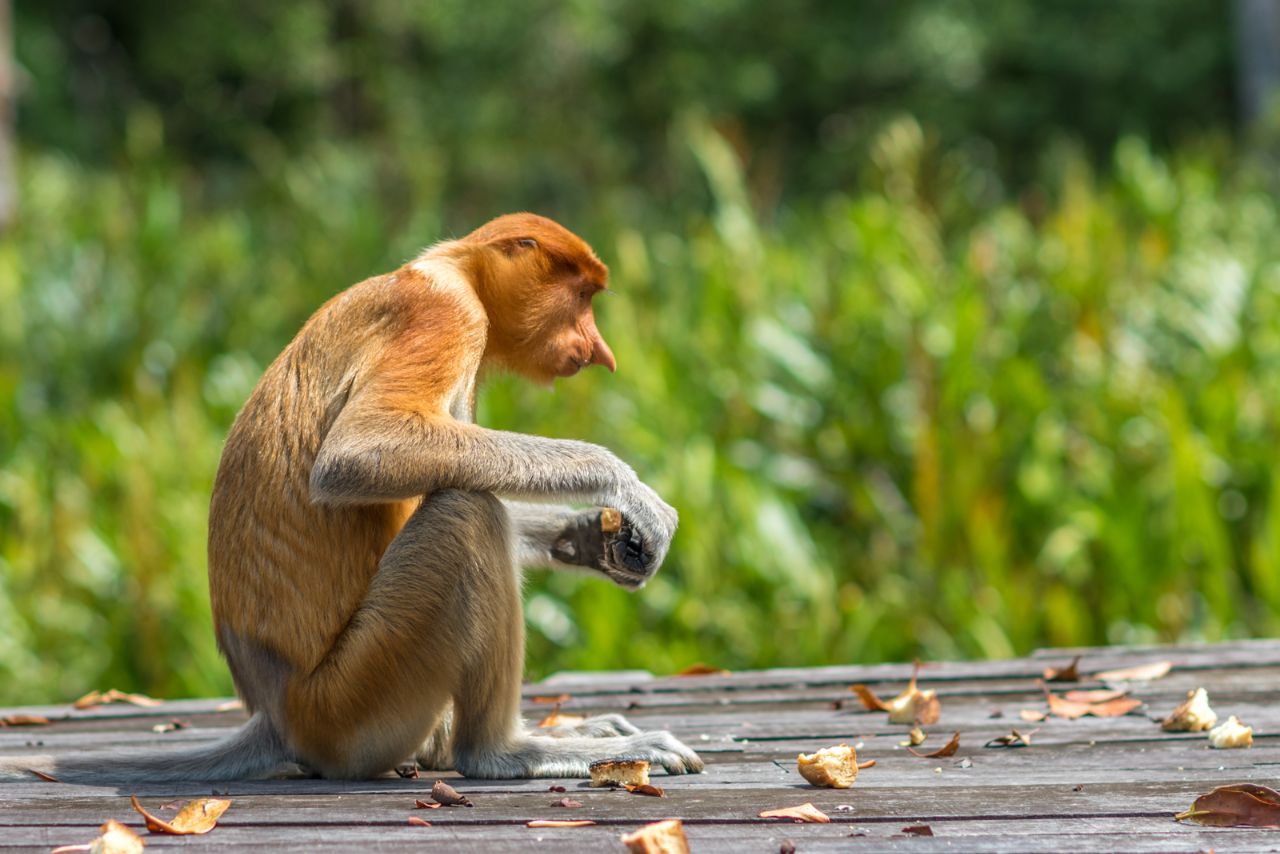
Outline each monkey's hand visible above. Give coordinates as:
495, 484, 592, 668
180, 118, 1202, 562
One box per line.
602, 480, 678, 587
549, 495, 676, 589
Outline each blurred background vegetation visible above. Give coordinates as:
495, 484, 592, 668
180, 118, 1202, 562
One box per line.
3, 0, 1280, 704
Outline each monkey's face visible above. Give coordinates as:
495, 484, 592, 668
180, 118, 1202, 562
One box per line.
469, 214, 617, 384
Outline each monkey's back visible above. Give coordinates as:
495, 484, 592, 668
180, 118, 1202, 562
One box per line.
207, 277, 418, 690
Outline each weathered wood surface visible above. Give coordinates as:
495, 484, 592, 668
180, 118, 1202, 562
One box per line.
2, 641, 1279, 852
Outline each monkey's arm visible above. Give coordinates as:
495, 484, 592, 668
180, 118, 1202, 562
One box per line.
310, 394, 675, 581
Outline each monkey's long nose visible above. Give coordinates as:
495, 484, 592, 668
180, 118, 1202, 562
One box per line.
585, 316, 617, 373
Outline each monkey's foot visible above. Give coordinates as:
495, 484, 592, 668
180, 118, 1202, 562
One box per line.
454, 730, 704, 779
534, 713, 641, 738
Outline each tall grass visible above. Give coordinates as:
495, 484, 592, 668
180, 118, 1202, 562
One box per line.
3, 118, 1279, 704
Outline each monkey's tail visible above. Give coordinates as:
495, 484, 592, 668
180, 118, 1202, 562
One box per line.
0, 712, 293, 783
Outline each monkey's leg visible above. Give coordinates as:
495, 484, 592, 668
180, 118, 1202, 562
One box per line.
286, 490, 514, 779
536, 713, 642, 738
443, 500, 701, 778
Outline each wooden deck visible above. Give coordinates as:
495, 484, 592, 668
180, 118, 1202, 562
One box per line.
2, 640, 1279, 852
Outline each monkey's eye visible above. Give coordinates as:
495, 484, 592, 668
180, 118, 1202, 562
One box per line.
516, 238, 538, 250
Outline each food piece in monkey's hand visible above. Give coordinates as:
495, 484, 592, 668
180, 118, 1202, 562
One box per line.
589, 758, 651, 788
600, 507, 623, 533
797, 744, 860, 788
620, 818, 691, 854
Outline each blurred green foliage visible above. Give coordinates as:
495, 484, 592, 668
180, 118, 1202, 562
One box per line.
3, 2, 1278, 704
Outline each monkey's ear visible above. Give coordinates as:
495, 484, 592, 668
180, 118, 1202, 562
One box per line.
495, 237, 539, 256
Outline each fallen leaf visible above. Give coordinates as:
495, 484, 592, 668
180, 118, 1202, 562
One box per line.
28, 768, 61, 782
853, 662, 939, 724
552, 797, 584, 808
531, 694, 572, 705
907, 731, 959, 758
759, 803, 831, 823
857, 759, 877, 769
1087, 696, 1143, 717
1063, 689, 1124, 704
413, 799, 442, 809
673, 663, 729, 677
0, 714, 50, 727
408, 816, 432, 827
73, 689, 163, 710
537, 702, 587, 728
131, 794, 230, 835
431, 779, 474, 807
985, 728, 1037, 748
528, 819, 596, 828
1093, 660, 1172, 682
159, 800, 185, 811
50, 819, 145, 854
849, 684, 890, 712
902, 825, 934, 836
1175, 783, 1280, 828
1019, 709, 1048, 722
1041, 682, 1141, 719
1043, 656, 1081, 682
620, 819, 690, 854
625, 783, 665, 797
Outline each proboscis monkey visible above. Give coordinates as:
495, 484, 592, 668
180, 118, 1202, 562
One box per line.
2, 213, 701, 782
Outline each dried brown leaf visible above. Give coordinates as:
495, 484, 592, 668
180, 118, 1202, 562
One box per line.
907, 731, 959, 758
527, 819, 596, 827
985, 728, 1037, 748
673, 663, 729, 677
407, 816, 432, 827
50, 819, 145, 854
857, 759, 877, 769
413, 799, 442, 809
131, 794, 230, 835
1175, 784, 1280, 828
1063, 689, 1124, 704
0, 714, 50, 727
902, 825, 934, 836
73, 689, 163, 710
1087, 696, 1143, 717
758, 803, 831, 823
1093, 660, 1172, 682
1043, 656, 1081, 682
552, 797, 584, 808
1019, 709, 1048, 722
530, 694, 572, 705
431, 779, 474, 807
625, 783, 665, 797
848, 684, 890, 711
537, 702, 587, 728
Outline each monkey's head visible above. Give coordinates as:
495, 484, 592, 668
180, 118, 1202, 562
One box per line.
462, 213, 616, 385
